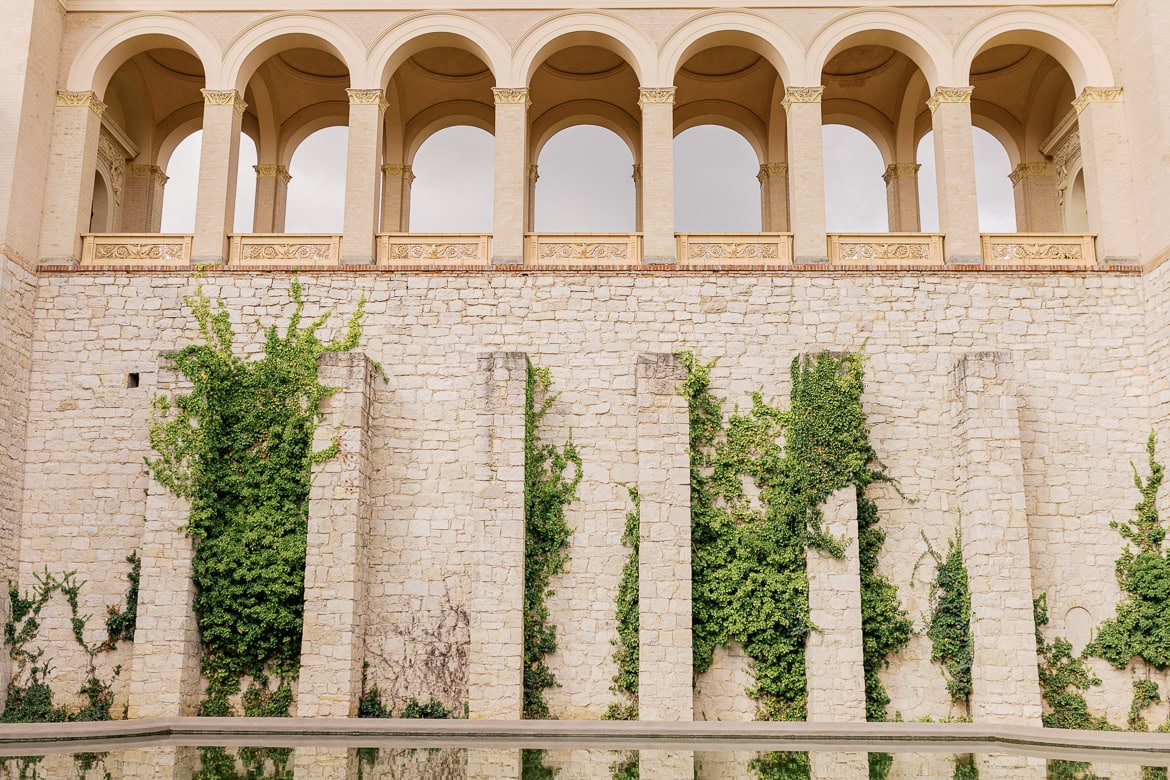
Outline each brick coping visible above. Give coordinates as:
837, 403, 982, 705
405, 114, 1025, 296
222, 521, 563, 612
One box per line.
0, 718, 1167, 762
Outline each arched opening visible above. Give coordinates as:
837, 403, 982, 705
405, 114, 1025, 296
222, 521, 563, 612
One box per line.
1067, 169, 1089, 233
285, 126, 349, 233
535, 125, 635, 232
90, 172, 111, 233
917, 127, 1017, 232
409, 126, 494, 233
160, 131, 259, 233
674, 125, 760, 232
823, 125, 888, 232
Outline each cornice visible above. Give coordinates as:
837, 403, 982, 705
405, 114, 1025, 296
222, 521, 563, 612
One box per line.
62, 0, 1116, 10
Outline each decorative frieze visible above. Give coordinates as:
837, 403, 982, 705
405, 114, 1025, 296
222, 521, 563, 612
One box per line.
927, 86, 974, 114
201, 89, 247, 116
492, 87, 530, 106
781, 86, 824, 110
80, 234, 192, 265
1072, 86, 1124, 115
638, 87, 677, 106
526, 234, 642, 265
128, 164, 169, 186
229, 234, 342, 266
378, 234, 491, 265
96, 130, 127, 206
56, 90, 106, 117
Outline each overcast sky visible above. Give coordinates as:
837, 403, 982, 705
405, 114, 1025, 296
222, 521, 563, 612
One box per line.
159, 123, 1016, 236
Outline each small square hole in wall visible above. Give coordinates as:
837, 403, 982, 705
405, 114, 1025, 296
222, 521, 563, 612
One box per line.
126, 373, 140, 389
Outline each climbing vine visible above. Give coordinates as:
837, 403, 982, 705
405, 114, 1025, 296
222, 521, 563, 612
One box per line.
604, 486, 639, 721
919, 530, 973, 710
522, 363, 582, 719
146, 282, 366, 777
1034, 594, 1114, 731
682, 350, 909, 723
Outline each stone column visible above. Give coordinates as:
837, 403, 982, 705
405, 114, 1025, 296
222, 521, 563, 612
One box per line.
380, 163, 411, 232
806, 486, 866, 722
639, 88, 677, 263
1009, 162, 1060, 232
758, 163, 789, 232
928, 87, 981, 264
883, 163, 921, 232
468, 352, 527, 719
784, 87, 828, 263
527, 164, 539, 233
636, 354, 692, 722
1074, 87, 1140, 263
492, 88, 529, 264
295, 352, 375, 719
632, 164, 643, 232
192, 89, 245, 264
37, 91, 105, 264
341, 89, 386, 264
127, 365, 201, 720
121, 164, 168, 233
951, 352, 1043, 725
253, 164, 291, 233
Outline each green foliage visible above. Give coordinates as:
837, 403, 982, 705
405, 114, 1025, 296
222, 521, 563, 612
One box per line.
354, 662, 450, 772
1047, 761, 1107, 780
1129, 679, 1160, 731
1087, 433, 1170, 671
952, 755, 979, 780
147, 282, 366, 724
1034, 594, 1115, 731
102, 553, 139, 650
681, 351, 909, 722
604, 486, 639, 721
749, 752, 810, 780
868, 752, 893, 780
523, 363, 582, 719
521, 749, 557, 779
920, 530, 973, 708
610, 754, 638, 780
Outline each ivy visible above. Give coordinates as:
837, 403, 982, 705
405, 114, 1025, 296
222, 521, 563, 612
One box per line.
609, 753, 638, 780
682, 351, 908, 723
102, 552, 139, 650
1130, 679, 1160, 731
355, 661, 450, 774
604, 486, 639, 721
522, 363, 582, 719
1034, 594, 1115, 731
919, 530, 973, 709
521, 749, 557, 779
749, 752, 809, 780
952, 755, 978, 780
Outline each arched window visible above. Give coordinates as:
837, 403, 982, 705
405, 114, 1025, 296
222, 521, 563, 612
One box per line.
823, 124, 888, 232
409, 126, 494, 233
286, 126, 348, 233
159, 132, 258, 233
90, 172, 111, 233
674, 125, 761, 232
535, 125, 635, 232
917, 127, 1016, 232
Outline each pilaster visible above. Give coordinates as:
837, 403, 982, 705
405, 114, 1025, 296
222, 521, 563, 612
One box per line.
121, 164, 168, 233
635, 353, 692, 721
380, 163, 412, 233
758, 162, 789, 232
296, 352, 376, 718
492, 88, 529, 264
639, 88, 677, 263
38, 91, 105, 264
253, 164, 291, 233
127, 364, 201, 719
1009, 162, 1060, 232
192, 89, 245, 264
783, 87, 828, 263
1075, 87, 1140, 263
883, 163, 921, 233
951, 352, 1043, 725
341, 89, 387, 264
928, 87, 981, 264
468, 352, 527, 719
527, 163, 539, 233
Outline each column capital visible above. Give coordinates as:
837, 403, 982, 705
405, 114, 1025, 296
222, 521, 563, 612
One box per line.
1072, 86, 1123, 114
882, 162, 920, 185
757, 162, 788, 182
527, 163, 539, 182
347, 88, 389, 113
382, 163, 414, 183
1008, 161, 1054, 185
631, 163, 642, 183
56, 90, 106, 117
201, 89, 247, 116
492, 87, 530, 106
638, 87, 676, 106
781, 86, 824, 111
128, 163, 169, 185
927, 86, 974, 114
254, 163, 292, 184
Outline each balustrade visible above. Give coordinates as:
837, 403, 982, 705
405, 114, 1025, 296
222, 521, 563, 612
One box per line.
980, 234, 1097, 266
828, 233, 945, 266
228, 234, 343, 267
524, 233, 643, 266
80, 233, 192, 266
377, 234, 491, 266
676, 233, 793, 265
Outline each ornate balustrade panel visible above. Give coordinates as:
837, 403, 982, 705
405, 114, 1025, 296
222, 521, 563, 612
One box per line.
525, 234, 642, 266
981, 234, 1097, 266
828, 233, 945, 266
676, 233, 794, 265
80, 234, 192, 266
228, 234, 342, 267
377, 234, 491, 266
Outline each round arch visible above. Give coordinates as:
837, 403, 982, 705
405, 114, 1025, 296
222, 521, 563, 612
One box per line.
821, 102, 895, 165
955, 10, 1115, 93
807, 9, 952, 91
531, 99, 641, 164
279, 104, 350, 168
510, 12, 655, 87
366, 12, 509, 88
220, 13, 364, 92
970, 106, 1023, 168
155, 108, 205, 172
673, 100, 765, 163
658, 10, 802, 86
404, 101, 495, 163
66, 13, 219, 96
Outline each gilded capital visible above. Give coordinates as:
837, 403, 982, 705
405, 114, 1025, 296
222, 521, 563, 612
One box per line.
1008, 161, 1054, 185
127, 164, 169, 185
1072, 86, 1123, 114
347, 88, 390, 113
781, 87, 823, 111
638, 87, 676, 106
255, 164, 292, 184
493, 87, 530, 106
926, 86, 973, 114
382, 163, 413, 179
757, 163, 788, 182
202, 89, 248, 116
56, 90, 106, 117
882, 163, 920, 185
527, 164, 540, 182
631, 163, 642, 182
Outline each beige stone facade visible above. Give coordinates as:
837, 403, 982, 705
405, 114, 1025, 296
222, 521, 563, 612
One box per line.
5, 3, 1170, 773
